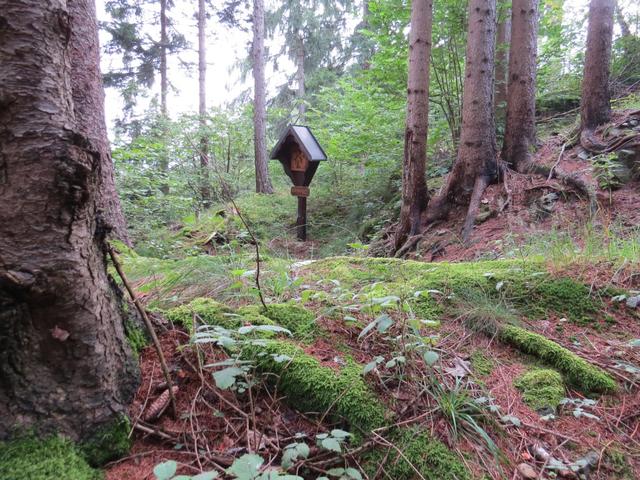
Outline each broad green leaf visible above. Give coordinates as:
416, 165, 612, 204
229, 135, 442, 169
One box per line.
321, 437, 342, 453
153, 460, 177, 480
226, 453, 263, 479
192, 472, 219, 480
423, 351, 439, 366
213, 367, 245, 390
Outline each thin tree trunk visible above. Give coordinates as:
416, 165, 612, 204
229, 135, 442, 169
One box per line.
361, 0, 372, 70
395, 0, 433, 250
501, 0, 539, 172
252, 0, 274, 194
494, 8, 511, 119
159, 0, 169, 193
296, 34, 306, 122
0, 0, 138, 446
69, 0, 131, 244
427, 0, 498, 241
580, 0, 614, 131
160, 0, 168, 116
198, 0, 211, 207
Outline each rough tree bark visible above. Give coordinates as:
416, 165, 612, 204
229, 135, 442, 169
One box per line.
198, 0, 212, 207
394, 0, 433, 250
494, 7, 511, 118
252, 0, 274, 194
0, 0, 138, 443
69, 0, 130, 244
580, 0, 614, 131
296, 34, 306, 122
427, 0, 498, 242
501, 0, 539, 172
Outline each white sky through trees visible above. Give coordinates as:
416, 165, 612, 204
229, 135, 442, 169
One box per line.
96, 0, 638, 139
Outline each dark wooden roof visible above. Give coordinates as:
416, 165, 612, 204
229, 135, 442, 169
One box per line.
270, 125, 327, 162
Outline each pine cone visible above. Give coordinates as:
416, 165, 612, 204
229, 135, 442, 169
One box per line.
144, 386, 178, 421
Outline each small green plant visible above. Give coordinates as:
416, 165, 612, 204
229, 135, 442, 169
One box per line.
316, 429, 352, 453
425, 379, 499, 457
154, 460, 218, 479
591, 152, 624, 192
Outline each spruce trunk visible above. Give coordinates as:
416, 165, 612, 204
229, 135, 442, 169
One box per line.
252, 0, 274, 194
501, 0, 539, 172
581, 0, 614, 131
0, 0, 138, 444
395, 0, 433, 250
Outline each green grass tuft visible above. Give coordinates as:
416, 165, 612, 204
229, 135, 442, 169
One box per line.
499, 325, 617, 394
0, 436, 102, 480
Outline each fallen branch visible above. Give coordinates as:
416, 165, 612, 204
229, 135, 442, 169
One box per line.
107, 244, 178, 418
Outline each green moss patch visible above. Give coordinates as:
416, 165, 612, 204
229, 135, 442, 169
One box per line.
261, 303, 317, 338
0, 436, 101, 480
362, 428, 471, 480
164, 298, 236, 330
80, 416, 131, 466
499, 325, 616, 394
470, 351, 494, 377
515, 369, 565, 412
244, 340, 385, 434
124, 321, 148, 356
306, 258, 601, 324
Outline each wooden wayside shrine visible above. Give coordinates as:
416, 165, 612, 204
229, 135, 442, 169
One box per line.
270, 125, 327, 241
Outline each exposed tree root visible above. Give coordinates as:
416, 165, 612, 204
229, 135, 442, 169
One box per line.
461, 175, 490, 243
394, 234, 423, 258
529, 164, 598, 216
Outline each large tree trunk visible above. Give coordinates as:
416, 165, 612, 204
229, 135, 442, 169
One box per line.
198, 0, 212, 207
252, 0, 274, 194
394, 0, 433, 250
69, 0, 130, 244
494, 8, 511, 119
0, 0, 138, 446
427, 0, 498, 241
296, 35, 306, 122
501, 0, 539, 172
580, 0, 614, 131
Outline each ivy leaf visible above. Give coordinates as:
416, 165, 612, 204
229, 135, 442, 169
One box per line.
153, 460, 177, 480
423, 351, 439, 366
212, 367, 245, 390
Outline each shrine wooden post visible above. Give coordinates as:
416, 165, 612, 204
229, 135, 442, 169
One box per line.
270, 126, 327, 241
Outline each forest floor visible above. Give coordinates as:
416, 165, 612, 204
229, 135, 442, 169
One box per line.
105, 108, 640, 480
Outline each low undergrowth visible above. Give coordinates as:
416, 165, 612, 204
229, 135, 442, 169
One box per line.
0, 436, 101, 480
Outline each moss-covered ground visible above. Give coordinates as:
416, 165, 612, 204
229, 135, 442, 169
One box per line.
108, 251, 639, 480
0, 436, 102, 480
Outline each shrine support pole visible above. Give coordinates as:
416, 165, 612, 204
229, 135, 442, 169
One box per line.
296, 196, 307, 241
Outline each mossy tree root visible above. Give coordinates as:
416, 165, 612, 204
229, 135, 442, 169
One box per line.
499, 325, 617, 394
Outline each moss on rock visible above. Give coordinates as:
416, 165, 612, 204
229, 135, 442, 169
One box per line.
80, 416, 131, 467
0, 436, 102, 480
515, 369, 565, 412
361, 428, 471, 480
499, 325, 616, 394
237, 305, 276, 326
164, 298, 235, 330
244, 340, 386, 433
